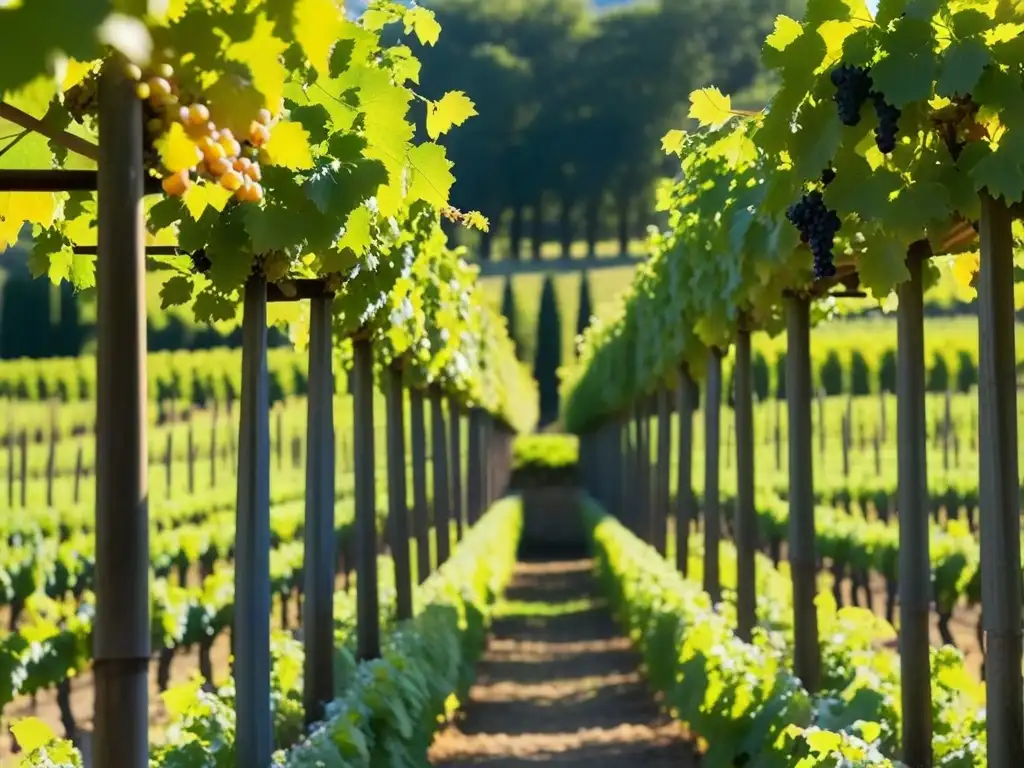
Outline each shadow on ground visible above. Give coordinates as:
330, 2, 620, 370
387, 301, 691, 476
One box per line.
429, 557, 696, 767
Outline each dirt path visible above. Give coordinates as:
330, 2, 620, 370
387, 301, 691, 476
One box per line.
429, 558, 696, 767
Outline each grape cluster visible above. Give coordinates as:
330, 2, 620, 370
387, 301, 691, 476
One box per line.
786, 191, 841, 279
830, 63, 902, 154
872, 93, 901, 154
123, 63, 276, 203
830, 65, 873, 126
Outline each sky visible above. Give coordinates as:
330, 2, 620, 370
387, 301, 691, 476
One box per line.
867, 0, 878, 12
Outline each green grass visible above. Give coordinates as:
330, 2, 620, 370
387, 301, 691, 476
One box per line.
493, 596, 598, 619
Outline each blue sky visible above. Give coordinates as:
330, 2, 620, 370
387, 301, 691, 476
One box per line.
867, 0, 878, 12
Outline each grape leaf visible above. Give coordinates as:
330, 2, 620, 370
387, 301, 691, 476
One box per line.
662, 130, 686, 156
763, 15, 802, 64
294, 0, 346, 75
404, 7, 442, 46
858, 237, 909, 297
192, 287, 239, 323
262, 121, 315, 170
688, 88, 734, 129
10, 718, 56, 754
303, 159, 387, 216
286, 103, 333, 145
426, 91, 477, 140
205, 71, 268, 140
970, 142, 1024, 204
0, 192, 57, 249
182, 183, 233, 220
337, 206, 373, 258
937, 39, 990, 98
160, 275, 195, 309
870, 21, 937, 108
157, 123, 202, 174
888, 180, 951, 241
226, 14, 289, 114
406, 143, 455, 210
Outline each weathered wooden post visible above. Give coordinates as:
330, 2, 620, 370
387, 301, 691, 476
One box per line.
785, 292, 821, 693
410, 388, 431, 582
353, 335, 380, 661
449, 396, 464, 540
18, 430, 26, 508
386, 364, 413, 621
234, 274, 272, 767
676, 367, 696, 577
210, 402, 218, 489
303, 295, 336, 725
466, 407, 484, 526
735, 328, 756, 642
977, 194, 1023, 768
94, 60, 149, 768
187, 420, 195, 494
655, 387, 671, 555
704, 348, 723, 604
897, 248, 933, 768
430, 387, 452, 565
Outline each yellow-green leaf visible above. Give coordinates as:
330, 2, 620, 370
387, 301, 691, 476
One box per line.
337, 205, 373, 256
407, 142, 454, 209
226, 14, 289, 115
688, 87, 733, 129
156, 122, 201, 174
404, 7, 441, 46
182, 182, 233, 220
262, 121, 315, 170
0, 192, 58, 250
661, 129, 686, 155
426, 91, 477, 139
294, 0, 345, 74
765, 15, 802, 52
462, 210, 489, 232
11, 718, 56, 753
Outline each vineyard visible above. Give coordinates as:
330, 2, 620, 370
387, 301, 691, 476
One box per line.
4, 1, 1024, 768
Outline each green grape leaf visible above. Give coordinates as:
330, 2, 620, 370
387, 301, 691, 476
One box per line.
69, 253, 96, 290
404, 7, 442, 46
336, 206, 373, 259
205, 71, 268, 140
304, 159, 386, 216
192, 287, 240, 323
762, 15, 803, 70
407, 143, 455, 210
870, 20, 936, 108
426, 91, 477, 140
791, 99, 842, 182
662, 130, 686, 155
262, 121, 315, 170
858, 237, 909, 296
226, 14, 289, 113
824, 160, 902, 220
0, 192, 57, 249
888, 180, 951, 241
160, 275, 195, 309
286, 103, 333, 145
294, 0, 346, 74
970, 142, 1024, 204
181, 183, 233, 221
937, 39, 990, 98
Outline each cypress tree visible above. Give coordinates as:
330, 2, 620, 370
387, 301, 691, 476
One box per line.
533, 276, 562, 426
574, 272, 593, 358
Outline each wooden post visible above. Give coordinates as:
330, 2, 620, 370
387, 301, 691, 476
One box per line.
352, 337, 380, 661
874, 429, 882, 478
18, 430, 26, 508
210, 403, 218, 489
276, 406, 284, 471
303, 296, 335, 725
6, 405, 13, 507
735, 329, 756, 642
635, 403, 649, 541
73, 444, 83, 505
233, 275, 272, 767
430, 387, 451, 566
45, 428, 56, 508
676, 367, 696, 577
448, 396, 464, 541
817, 388, 825, 460
386, 365, 413, 621
880, 388, 887, 443
165, 430, 173, 499
655, 387, 670, 555
410, 389, 431, 583
704, 347, 722, 604
841, 413, 850, 479
897, 251, 933, 768
187, 420, 195, 494
786, 293, 821, 693
943, 389, 952, 474
93, 60, 149, 768
977, 193, 1023, 768
466, 408, 484, 526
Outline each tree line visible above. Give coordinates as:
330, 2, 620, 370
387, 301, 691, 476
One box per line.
417, 0, 795, 259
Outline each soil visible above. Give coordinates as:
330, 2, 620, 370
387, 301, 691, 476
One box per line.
429, 558, 696, 767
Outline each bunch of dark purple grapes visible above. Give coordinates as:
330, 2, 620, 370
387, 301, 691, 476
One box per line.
830, 63, 901, 153
786, 190, 841, 279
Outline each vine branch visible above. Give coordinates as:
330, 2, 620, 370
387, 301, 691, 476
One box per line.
0, 102, 99, 162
